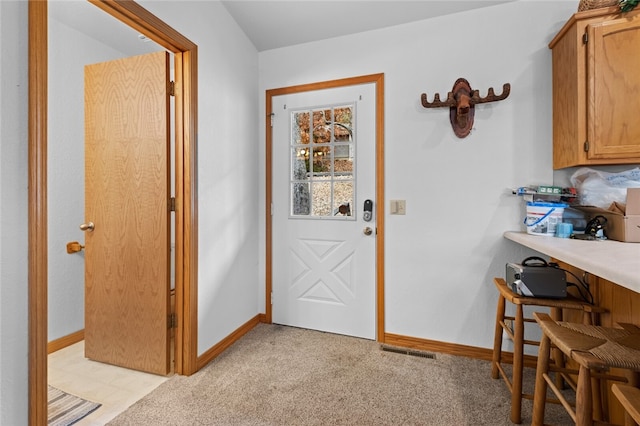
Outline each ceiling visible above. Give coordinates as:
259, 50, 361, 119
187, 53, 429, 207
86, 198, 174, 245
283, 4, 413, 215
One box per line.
50, 0, 515, 55
49, 0, 163, 56
221, 1, 515, 51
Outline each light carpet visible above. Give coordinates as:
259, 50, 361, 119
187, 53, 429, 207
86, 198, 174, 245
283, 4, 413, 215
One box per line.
108, 323, 573, 425
48, 385, 101, 426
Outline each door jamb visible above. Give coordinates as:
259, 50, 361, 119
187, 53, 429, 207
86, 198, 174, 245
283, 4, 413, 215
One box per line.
264, 74, 385, 340
28, 1, 199, 424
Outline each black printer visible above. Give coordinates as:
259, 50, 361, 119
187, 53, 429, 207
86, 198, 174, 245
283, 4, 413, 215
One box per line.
506, 257, 566, 299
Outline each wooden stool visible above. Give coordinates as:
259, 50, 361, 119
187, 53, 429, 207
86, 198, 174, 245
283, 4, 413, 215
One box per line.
532, 312, 640, 426
492, 277, 603, 424
612, 384, 640, 425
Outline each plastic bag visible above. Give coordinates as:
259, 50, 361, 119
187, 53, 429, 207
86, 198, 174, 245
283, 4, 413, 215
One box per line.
570, 167, 640, 208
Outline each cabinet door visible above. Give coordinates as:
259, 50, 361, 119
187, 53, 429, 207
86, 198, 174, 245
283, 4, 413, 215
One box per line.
587, 15, 640, 159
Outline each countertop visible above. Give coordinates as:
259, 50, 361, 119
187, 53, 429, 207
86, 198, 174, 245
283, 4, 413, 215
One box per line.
504, 231, 640, 294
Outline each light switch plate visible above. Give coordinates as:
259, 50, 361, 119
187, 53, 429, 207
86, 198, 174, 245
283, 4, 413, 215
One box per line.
390, 200, 406, 215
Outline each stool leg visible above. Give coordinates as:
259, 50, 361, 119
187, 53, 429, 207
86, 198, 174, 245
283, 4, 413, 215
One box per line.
550, 307, 566, 390
581, 310, 603, 422
623, 372, 640, 426
576, 364, 594, 426
532, 330, 551, 426
590, 375, 603, 422
492, 294, 506, 380
511, 304, 524, 424
582, 310, 593, 326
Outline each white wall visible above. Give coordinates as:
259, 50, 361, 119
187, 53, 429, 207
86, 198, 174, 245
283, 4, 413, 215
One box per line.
0, 1, 29, 423
139, 1, 260, 354
259, 1, 577, 349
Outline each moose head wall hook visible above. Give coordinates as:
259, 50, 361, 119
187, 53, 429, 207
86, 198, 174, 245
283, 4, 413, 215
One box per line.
421, 78, 511, 138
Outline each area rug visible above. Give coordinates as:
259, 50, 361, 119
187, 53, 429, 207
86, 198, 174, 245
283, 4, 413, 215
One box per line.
48, 385, 101, 426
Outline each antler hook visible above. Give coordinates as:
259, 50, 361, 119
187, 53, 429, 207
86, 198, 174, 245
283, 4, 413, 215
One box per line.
420, 78, 511, 138
472, 83, 511, 104
421, 91, 456, 108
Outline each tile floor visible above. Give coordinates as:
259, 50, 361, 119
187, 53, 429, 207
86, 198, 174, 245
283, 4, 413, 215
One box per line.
48, 341, 171, 425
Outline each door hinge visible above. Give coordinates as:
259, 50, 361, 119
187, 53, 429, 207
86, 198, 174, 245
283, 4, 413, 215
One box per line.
269, 113, 275, 127
584, 141, 590, 152
583, 32, 588, 44
271, 291, 274, 305
169, 197, 176, 211
169, 81, 175, 97
169, 313, 177, 329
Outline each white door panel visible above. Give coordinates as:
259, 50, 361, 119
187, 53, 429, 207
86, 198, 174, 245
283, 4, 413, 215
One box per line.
272, 83, 376, 339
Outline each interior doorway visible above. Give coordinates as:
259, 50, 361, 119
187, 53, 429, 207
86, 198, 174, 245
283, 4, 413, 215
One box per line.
29, 1, 199, 424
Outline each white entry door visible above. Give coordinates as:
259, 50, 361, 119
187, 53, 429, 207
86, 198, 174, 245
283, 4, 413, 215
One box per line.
272, 83, 376, 339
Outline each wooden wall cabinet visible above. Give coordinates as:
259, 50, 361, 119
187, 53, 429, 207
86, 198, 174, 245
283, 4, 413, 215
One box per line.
549, 7, 640, 169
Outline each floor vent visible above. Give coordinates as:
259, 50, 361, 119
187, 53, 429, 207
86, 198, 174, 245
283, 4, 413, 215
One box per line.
380, 345, 436, 359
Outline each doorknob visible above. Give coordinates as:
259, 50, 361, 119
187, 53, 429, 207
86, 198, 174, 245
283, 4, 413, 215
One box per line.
80, 222, 95, 232
363, 227, 373, 236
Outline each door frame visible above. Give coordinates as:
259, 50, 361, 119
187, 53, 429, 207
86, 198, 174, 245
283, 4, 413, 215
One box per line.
265, 74, 385, 340
28, 1, 199, 424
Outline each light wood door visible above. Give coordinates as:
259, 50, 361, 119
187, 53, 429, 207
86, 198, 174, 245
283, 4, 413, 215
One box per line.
84, 51, 171, 375
271, 83, 377, 339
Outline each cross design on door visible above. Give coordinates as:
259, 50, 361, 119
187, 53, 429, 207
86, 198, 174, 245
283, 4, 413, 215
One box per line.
289, 238, 356, 305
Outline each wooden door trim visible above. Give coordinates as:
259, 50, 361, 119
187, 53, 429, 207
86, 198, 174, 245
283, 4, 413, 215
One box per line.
265, 74, 386, 341
28, 1, 198, 424
28, 3, 48, 424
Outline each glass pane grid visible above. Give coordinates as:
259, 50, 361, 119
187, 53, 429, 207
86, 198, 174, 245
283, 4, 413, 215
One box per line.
290, 104, 355, 219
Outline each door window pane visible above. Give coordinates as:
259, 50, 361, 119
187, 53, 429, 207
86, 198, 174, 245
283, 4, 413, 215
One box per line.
290, 104, 355, 218
311, 180, 332, 217
312, 110, 331, 144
